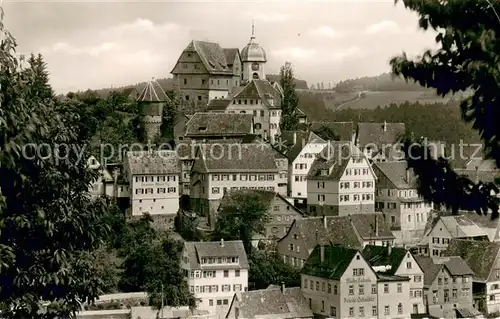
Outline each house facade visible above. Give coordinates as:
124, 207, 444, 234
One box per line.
181, 240, 249, 318
124, 150, 180, 223
301, 245, 411, 319
355, 122, 406, 162
373, 161, 433, 246
183, 113, 254, 141
307, 141, 376, 216
190, 143, 280, 226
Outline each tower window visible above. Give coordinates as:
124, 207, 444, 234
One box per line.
253, 73, 259, 79
198, 96, 202, 101
217, 80, 220, 85
202, 79, 206, 84
184, 79, 187, 85
185, 95, 189, 101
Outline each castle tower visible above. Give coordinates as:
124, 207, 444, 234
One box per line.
241, 21, 267, 83
137, 79, 170, 142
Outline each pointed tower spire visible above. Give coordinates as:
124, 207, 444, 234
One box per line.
251, 19, 255, 38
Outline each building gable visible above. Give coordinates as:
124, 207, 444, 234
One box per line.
429, 218, 452, 239
190, 147, 208, 174
394, 252, 424, 276
170, 49, 208, 75
340, 251, 378, 282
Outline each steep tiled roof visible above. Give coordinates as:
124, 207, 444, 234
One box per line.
184, 113, 253, 137
362, 245, 409, 275
414, 256, 442, 286
207, 99, 231, 111
309, 121, 355, 142
349, 213, 395, 240
302, 245, 359, 280
307, 142, 364, 181
356, 122, 406, 148
183, 240, 249, 269
276, 131, 326, 161
126, 150, 180, 175
137, 79, 170, 102
280, 216, 363, 251
233, 80, 283, 108
232, 287, 312, 319
415, 255, 472, 287
374, 161, 418, 189
195, 143, 279, 172
223, 48, 239, 66
440, 215, 488, 238
184, 40, 233, 75
445, 239, 500, 281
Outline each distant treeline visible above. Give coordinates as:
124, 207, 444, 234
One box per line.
334, 73, 432, 93
296, 91, 480, 145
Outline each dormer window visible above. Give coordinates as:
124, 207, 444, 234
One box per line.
198, 127, 207, 131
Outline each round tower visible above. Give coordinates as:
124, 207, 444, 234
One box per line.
137, 79, 170, 142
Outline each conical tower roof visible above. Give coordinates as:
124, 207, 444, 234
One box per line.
137, 78, 170, 102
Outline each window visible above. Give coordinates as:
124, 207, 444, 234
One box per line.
349, 285, 354, 295
384, 284, 389, 293
334, 284, 338, 294
321, 300, 325, 312
438, 277, 442, 285
328, 284, 331, 293
407, 261, 412, 269
359, 306, 365, 317
397, 283, 402, 293
359, 285, 364, 295
212, 187, 220, 194
397, 303, 403, 315
209, 299, 213, 306
330, 306, 336, 317
384, 306, 390, 316
304, 279, 308, 289
235, 270, 240, 277
322, 282, 325, 292
463, 277, 469, 283
372, 306, 377, 316
217, 300, 222, 306
224, 270, 228, 277
453, 289, 457, 299
349, 307, 354, 317
414, 275, 422, 282
371, 284, 377, 294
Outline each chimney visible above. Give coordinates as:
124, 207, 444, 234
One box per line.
323, 215, 327, 229
320, 245, 325, 263
375, 215, 379, 237
281, 282, 285, 293
406, 168, 411, 184
220, 238, 224, 247
293, 132, 297, 145
383, 121, 387, 132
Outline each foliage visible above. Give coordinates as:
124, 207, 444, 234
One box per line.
0, 10, 115, 317
159, 91, 182, 141
116, 215, 195, 309
279, 62, 300, 131
266, 74, 308, 90
312, 125, 340, 141
211, 192, 270, 255
334, 72, 433, 93
248, 250, 301, 290
175, 213, 204, 242
22, 53, 54, 101
391, 0, 500, 218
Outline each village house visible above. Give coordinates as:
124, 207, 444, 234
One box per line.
87, 156, 115, 198
224, 285, 313, 319
276, 131, 328, 204
218, 189, 304, 241
414, 255, 478, 318
183, 113, 254, 141
189, 143, 280, 226
301, 244, 411, 319
307, 141, 376, 216
362, 245, 425, 315
124, 150, 180, 223
446, 239, 500, 315
373, 160, 434, 246
300, 121, 356, 143
277, 213, 394, 269
355, 122, 406, 162
180, 239, 249, 318
419, 214, 488, 257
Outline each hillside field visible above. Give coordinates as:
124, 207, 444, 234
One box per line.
334, 91, 449, 110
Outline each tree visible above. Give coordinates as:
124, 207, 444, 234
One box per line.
313, 125, 340, 141
23, 53, 54, 102
211, 191, 270, 255
248, 250, 301, 290
390, 0, 500, 219
0, 9, 115, 317
279, 62, 300, 131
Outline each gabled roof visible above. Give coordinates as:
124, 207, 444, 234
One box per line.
362, 245, 410, 275
415, 255, 473, 287
279, 216, 363, 251
194, 143, 279, 172
307, 141, 364, 181
276, 131, 326, 162
183, 240, 249, 269
207, 99, 232, 111
174, 40, 233, 75
374, 161, 418, 189
184, 112, 253, 137
232, 80, 283, 108
356, 122, 405, 148
229, 287, 312, 319
125, 150, 180, 175
308, 121, 355, 142
445, 239, 500, 282
302, 245, 359, 280
223, 48, 240, 66
137, 79, 170, 102
349, 213, 395, 240
439, 215, 488, 238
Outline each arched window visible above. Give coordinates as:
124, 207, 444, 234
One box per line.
254, 123, 262, 130
253, 73, 259, 79
240, 110, 246, 114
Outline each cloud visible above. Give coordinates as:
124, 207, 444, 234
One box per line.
310, 26, 344, 39
245, 12, 290, 23
329, 46, 364, 62
272, 47, 316, 59
101, 18, 181, 38
41, 42, 116, 57
364, 20, 412, 35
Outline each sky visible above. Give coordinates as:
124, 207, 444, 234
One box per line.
2, 0, 439, 94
